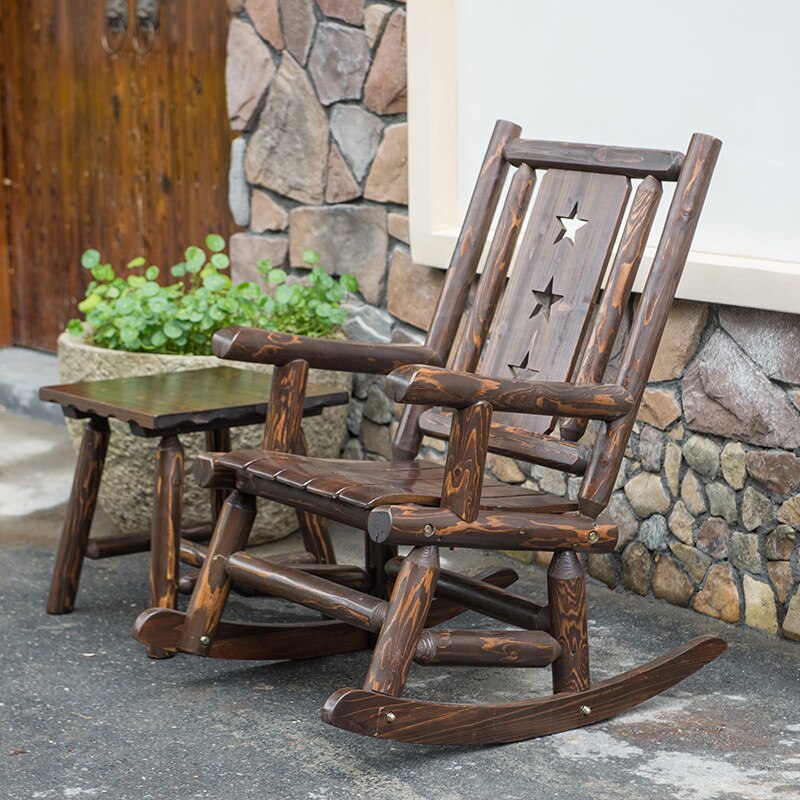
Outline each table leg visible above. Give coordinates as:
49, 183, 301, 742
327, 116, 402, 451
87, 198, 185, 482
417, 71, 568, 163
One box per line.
47, 416, 110, 614
204, 428, 231, 523
148, 434, 184, 658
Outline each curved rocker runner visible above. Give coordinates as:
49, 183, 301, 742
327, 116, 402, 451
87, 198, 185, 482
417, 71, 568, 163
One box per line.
134, 122, 725, 745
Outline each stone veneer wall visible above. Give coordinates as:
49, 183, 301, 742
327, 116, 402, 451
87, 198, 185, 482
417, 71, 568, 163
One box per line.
223, 1, 800, 642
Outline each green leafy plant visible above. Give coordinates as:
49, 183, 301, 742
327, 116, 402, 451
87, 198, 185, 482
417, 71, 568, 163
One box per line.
68, 235, 359, 355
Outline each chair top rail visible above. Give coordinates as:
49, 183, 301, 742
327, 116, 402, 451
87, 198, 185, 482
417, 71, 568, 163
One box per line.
505, 139, 684, 181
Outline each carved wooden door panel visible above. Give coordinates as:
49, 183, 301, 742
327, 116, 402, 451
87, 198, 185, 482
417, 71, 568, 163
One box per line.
0, 0, 233, 350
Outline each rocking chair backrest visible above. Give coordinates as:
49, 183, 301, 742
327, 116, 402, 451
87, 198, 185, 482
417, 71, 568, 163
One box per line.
393, 121, 721, 518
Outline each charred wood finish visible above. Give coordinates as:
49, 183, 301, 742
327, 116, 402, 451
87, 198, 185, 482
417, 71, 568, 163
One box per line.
293, 430, 336, 564
561, 177, 662, 440
368, 505, 617, 552
323, 636, 726, 745
504, 139, 684, 180
85, 522, 211, 560
440, 401, 491, 521
388, 366, 634, 421
415, 629, 560, 668
365, 534, 397, 601
548, 551, 590, 693
177, 491, 256, 656
212, 328, 441, 374
205, 428, 232, 521
46, 417, 110, 614
394, 120, 521, 459
579, 133, 722, 517
262, 360, 308, 451
364, 546, 440, 696
386, 558, 549, 631
419, 411, 590, 474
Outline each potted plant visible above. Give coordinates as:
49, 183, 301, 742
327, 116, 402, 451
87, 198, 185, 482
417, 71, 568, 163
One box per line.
61, 234, 358, 544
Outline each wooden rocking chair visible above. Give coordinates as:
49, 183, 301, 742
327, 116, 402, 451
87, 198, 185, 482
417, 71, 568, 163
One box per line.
134, 121, 725, 745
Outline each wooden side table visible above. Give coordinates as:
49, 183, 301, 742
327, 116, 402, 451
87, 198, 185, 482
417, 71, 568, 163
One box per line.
40, 366, 349, 656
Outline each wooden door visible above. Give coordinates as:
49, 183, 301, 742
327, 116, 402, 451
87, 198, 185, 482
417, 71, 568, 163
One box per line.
0, 0, 233, 351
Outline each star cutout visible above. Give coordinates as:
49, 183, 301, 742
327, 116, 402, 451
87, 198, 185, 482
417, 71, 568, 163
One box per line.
507, 350, 540, 381
554, 203, 588, 245
530, 276, 564, 322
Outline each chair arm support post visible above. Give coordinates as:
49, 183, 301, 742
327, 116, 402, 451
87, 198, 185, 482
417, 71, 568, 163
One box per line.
386, 365, 634, 421
262, 359, 308, 452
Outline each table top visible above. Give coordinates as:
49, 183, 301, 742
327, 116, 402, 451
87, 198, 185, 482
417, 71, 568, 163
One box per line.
40, 367, 350, 433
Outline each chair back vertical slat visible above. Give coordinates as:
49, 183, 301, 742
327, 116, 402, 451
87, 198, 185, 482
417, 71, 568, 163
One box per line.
579, 133, 722, 516
451, 164, 536, 373
393, 120, 521, 459
560, 176, 662, 441
479, 169, 631, 434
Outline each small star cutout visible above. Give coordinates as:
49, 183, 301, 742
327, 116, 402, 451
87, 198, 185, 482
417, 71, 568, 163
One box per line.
555, 203, 588, 245
508, 351, 540, 381
530, 276, 564, 322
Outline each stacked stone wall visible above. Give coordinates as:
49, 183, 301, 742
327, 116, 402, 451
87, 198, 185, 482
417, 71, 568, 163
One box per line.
224, 0, 800, 640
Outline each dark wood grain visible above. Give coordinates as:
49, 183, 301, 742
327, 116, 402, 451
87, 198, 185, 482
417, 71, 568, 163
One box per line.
440, 401, 491, 521
548, 551, 590, 693
504, 139, 684, 180
40, 367, 348, 433
364, 546, 440, 696
147, 434, 184, 658
368, 505, 617, 552
262, 360, 308, 451
205, 428, 232, 522
322, 636, 726, 745
46, 417, 110, 614
415, 629, 560, 668
177, 491, 256, 656
579, 133, 722, 516
388, 366, 634, 420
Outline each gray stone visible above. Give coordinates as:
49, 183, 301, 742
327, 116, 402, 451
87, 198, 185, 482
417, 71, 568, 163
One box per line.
669, 542, 711, 584
637, 514, 668, 551
539, 468, 567, 497
486, 454, 525, 484
246, 54, 328, 203
250, 189, 288, 232
707, 482, 737, 524
279, 0, 315, 64
289, 205, 388, 304
621, 543, 651, 596
587, 553, 617, 589
346, 399, 363, 435
720, 442, 746, 490
341, 300, 393, 343
391, 324, 425, 346
308, 23, 370, 106
363, 8, 407, 114
784, 592, 800, 642
682, 435, 719, 478
362, 418, 392, 459
228, 137, 250, 227
325, 143, 361, 203
681, 469, 707, 515
777, 494, 800, 525
342, 436, 363, 460
330, 105, 384, 182
364, 123, 408, 204
364, 383, 393, 424
765, 525, 796, 561
696, 517, 730, 560
664, 442, 682, 496
226, 18, 275, 130
741, 486, 772, 531
638, 426, 665, 473
682, 330, 800, 448
353, 373, 376, 400
732, 531, 761, 573
230, 233, 288, 282
668, 500, 694, 545
386, 248, 444, 331
624, 472, 669, 517
743, 574, 778, 634
719, 306, 800, 384
745, 450, 800, 495
652, 554, 694, 607
607, 492, 639, 551
247, 0, 284, 49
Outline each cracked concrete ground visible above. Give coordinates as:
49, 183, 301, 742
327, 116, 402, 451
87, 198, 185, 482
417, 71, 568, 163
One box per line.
1, 410, 799, 800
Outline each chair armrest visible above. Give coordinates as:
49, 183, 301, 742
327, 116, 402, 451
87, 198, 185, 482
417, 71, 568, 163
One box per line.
385, 365, 634, 421
212, 327, 443, 374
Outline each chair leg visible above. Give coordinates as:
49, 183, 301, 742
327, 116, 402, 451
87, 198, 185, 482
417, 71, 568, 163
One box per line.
547, 551, 590, 693
365, 535, 397, 600
293, 430, 336, 564
47, 416, 110, 614
176, 489, 256, 656
204, 428, 231, 523
148, 434, 184, 659
363, 546, 440, 697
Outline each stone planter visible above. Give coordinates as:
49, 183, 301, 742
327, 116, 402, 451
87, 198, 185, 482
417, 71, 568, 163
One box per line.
57, 333, 351, 544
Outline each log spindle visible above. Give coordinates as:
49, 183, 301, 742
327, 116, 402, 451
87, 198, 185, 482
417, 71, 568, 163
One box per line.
205, 427, 232, 521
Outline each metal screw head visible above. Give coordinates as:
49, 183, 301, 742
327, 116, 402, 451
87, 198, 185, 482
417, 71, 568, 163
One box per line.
384, 711, 396, 724
580, 704, 591, 717
199, 635, 211, 646
587, 530, 599, 544
423, 524, 436, 537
